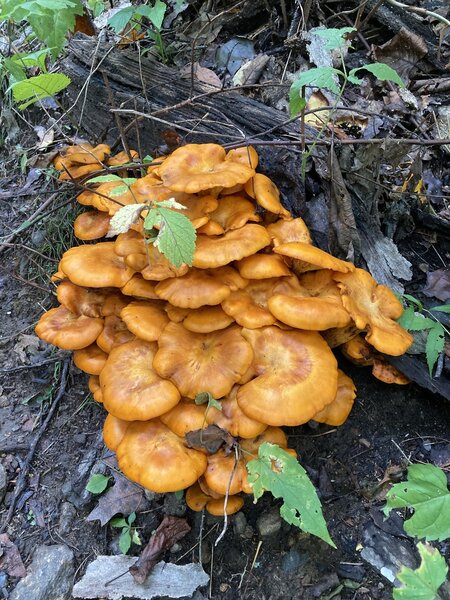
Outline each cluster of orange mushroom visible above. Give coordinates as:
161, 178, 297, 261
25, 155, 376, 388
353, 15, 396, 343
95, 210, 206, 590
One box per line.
36, 141, 413, 516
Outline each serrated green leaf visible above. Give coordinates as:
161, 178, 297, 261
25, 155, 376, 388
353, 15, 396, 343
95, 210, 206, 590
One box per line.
10, 73, 71, 109
351, 63, 404, 88
107, 203, 147, 237
195, 392, 222, 411
384, 464, 450, 541
426, 324, 445, 377
3, 58, 27, 82
154, 207, 196, 268
403, 294, 424, 310
430, 305, 450, 314
397, 308, 435, 332
108, 6, 135, 33
136, 0, 166, 30
156, 198, 187, 210
393, 543, 448, 600
110, 517, 128, 528
347, 74, 363, 85
289, 79, 306, 117
291, 67, 342, 96
143, 208, 161, 231
87, 174, 122, 183
86, 473, 110, 494
12, 48, 50, 71
119, 529, 132, 554
247, 443, 335, 547
143, 155, 154, 163
311, 27, 355, 50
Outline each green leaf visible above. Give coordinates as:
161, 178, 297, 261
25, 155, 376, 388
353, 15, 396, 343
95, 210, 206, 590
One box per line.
347, 73, 363, 85
247, 443, 335, 547
291, 67, 342, 96
397, 307, 435, 332
289, 79, 306, 118
143, 208, 161, 231
403, 294, 424, 311
195, 392, 222, 411
393, 543, 448, 600
87, 0, 104, 18
143, 155, 154, 163
174, 490, 184, 501
154, 207, 196, 268
108, 185, 130, 197
136, 0, 167, 31
430, 305, 450, 314
108, 6, 135, 33
312, 27, 355, 50
110, 517, 128, 528
86, 473, 110, 494
155, 198, 187, 210
119, 529, 132, 554
107, 203, 147, 237
132, 529, 142, 545
425, 324, 445, 377
10, 73, 71, 109
12, 48, 50, 72
87, 174, 122, 183
3, 58, 27, 82
384, 464, 450, 541
350, 63, 404, 88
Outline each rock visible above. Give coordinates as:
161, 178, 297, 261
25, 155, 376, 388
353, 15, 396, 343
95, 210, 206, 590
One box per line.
281, 549, 308, 574
336, 563, 366, 582
57, 502, 77, 536
256, 508, 282, 537
310, 573, 340, 598
0, 464, 7, 503
10, 544, 74, 600
163, 493, 186, 517
233, 512, 247, 536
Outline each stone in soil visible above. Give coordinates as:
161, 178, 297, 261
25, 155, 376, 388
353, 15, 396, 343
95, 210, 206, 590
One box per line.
256, 507, 282, 537
10, 544, 74, 600
0, 463, 7, 502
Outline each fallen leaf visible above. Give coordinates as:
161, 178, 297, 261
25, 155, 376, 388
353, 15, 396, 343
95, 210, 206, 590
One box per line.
185, 425, 235, 455
180, 63, 221, 88
372, 28, 427, 85
86, 471, 148, 526
130, 516, 191, 584
423, 268, 450, 302
0, 534, 27, 578
13, 334, 40, 364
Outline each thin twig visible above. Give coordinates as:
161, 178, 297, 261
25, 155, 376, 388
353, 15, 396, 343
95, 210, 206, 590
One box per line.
386, 0, 450, 27
102, 71, 133, 162
0, 359, 70, 534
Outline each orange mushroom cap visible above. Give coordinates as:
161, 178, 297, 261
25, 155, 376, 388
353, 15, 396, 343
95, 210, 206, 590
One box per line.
340, 334, 374, 366
96, 314, 135, 352
221, 279, 279, 329
74, 210, 111, 240
237, 326, 338, 426
225, 146, 258, 169
120, 301, 169, 342
155, 267, 247, 309
197, 220, 225, 236
372, 356, 410, 385
273, 242, 355, 274
153, 323, 254, 399
88, 375, 103, 403
35, 306, 104, 350
236, 254, 291, 279
240, 426, 291, 461
208, 195, 260, 231
321, 323, 361, 348
120, 275, 159, 300
267, 218, 312, 246
159, 144, 255, 193
244, 173, 291, 219
206, 495, 244, 516
185, 482, 211, 512
60, 243, 135, 288
333, 268, 413, 356
56, 281, 108, 318
73, 343, 108, 375
100, 339, 180, 421
160, 400, 207, 438
312, 370, 356, 426
193, 224, 271, 269
139, 245, 189, 281
203, 449, 250, 496
103, 414, 131, 451
116, 419, 207, 492
182, 305, 235, 333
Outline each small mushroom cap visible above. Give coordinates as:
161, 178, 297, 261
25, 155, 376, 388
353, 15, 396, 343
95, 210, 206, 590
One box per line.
205, 385, 267, 439
153, 323, 254, 399
182, 306, 234, 333
103, 413, 131, 451
267, 218, 312, 246
140, 245, 189, 281
35, 306, 104, 350
236, 254, 291, 279
121, 275, 159, 300
240, 427, 291, 461
340, 334, 374, 366
101, 291, 130, 316
73, 343, 108, 375
116, 419, 207, 492
225, 146, 258, 169
106, 149, 139, 166
114, 230, 146, 257
312, 370, 356, 426
160, 400, 207, 437
185, 482, 210, 512
237, 327, 338, 426
56, 281, 108, 318
120, 301, 169, 342
171, 194, 218, 229
207, 495, 244, 516
268, 270, 351, 331
89, 181, 138, 215
60, 243, 135, 288
100, 339, 180, 421
193, 224, 271, 269
155, 267, 246, 309
204, 449, 249, 496
96, 314, 134, 352
197, 220, 225, 236
244, 173, 291, 219
88, 375, 103, 403
74, 210, 111, 240
130, 174, 190, 204
372, 357, 410, 385
159, 144, 255, 193
221, 279, 279, 329
273, 242, 355, 274
333, 268, 413, 355
321, 323, 361, 348
208, 195, 260, 231
61, 143, 110, 165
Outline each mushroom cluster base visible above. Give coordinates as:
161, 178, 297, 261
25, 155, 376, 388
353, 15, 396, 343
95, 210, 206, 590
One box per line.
36, 142, 413, 516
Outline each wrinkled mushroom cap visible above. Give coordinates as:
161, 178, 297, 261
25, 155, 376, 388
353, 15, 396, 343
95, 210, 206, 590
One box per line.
236, 254, 291, 279
120, 301, 169, 342
160, 400, 207, 438
340, 334, 374, 366
267, 218, 312, 246
56, 282, 108, 318
372, 357, 410, 385
153, 323, 254, 399
221, 279, 279, 329
74, 210, 111, 240
237, 327, 338, 426
35, 306, 104, 350
121, 275, 159, 300
116, 419, 207, 492
103, 414, 131, 451
273, 242, 355, 274
182, 306, 234, 333
96, 314, 134, 352
208, 195, 260, 231
204, 449, 249, 496
159, 144, 255, 193
100, 339, 180, 420
73, 343, 108, 375
244, 173, 291, 219
333, 269, 413, 356
312, 370, 356, 426
225, 146, 259, 169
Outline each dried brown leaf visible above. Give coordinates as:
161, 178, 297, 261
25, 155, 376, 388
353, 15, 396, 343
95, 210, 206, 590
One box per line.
0, 534, 27, 578
185, 425, 235, 455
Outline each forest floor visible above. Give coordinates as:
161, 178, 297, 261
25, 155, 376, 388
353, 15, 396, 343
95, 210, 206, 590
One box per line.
0, 0, 449, 599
